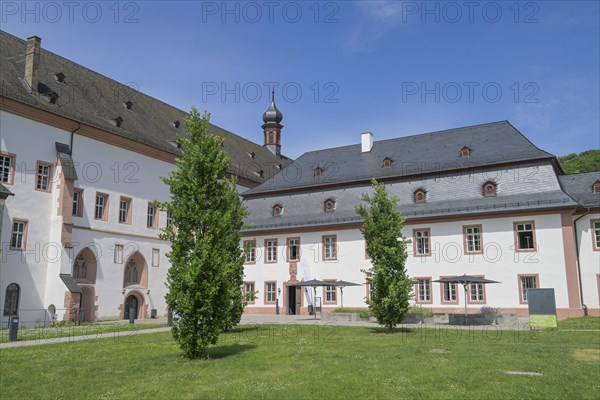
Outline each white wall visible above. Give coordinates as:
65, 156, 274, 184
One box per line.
574, 212, 600, 312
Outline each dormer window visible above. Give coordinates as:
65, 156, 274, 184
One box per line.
314, 167, 322, 177
593, 180, 600, 193
273, 204, 283, 217
113, 116, 123, 128
483, 181, 496, 197
324, 199, 336, 213
460, 146, 471, 158
124, 101, 133, 111
257, 169, 264, 178
48, 92, 59, 104
55, 72, 66, 84
249, 152, 256, 159
277, 164, 283, 170
173, 120, 181, 129
383, 157, 392, 168
414, 189, 426, 204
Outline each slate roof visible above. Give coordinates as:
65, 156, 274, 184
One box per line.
59, 274, 81, 293
244, 121, 556, 196
559, 172, 600, 208
0, 31, 290, 184
0, 183, 13, 197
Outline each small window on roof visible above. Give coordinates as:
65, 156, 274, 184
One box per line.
273, 204, 283, 217
277, 164, 283, 170
48, 92, 59, 104
249, 152, 256, 159
314, 167, 322, 177
383, 157, 392, 168
124, 101, 133, 111
483, 181, 496, 197
114, 116, 123, 128
324, 199, 336, 213
460, 146, 471, 158
414, 189, 426, 204
257, 169, 264, 178
593, 180, 600, 193
55, 72, 66, 84
173, 120, 181, 129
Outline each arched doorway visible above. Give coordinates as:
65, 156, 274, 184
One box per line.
3, 283, 20, 316
124, 294, 139, 320
80, 286, 95, 322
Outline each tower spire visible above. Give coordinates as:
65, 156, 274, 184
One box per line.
262, 90, 283, 156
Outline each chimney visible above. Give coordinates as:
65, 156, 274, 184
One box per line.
25, 36, 41, 91
361, 132, 373, 153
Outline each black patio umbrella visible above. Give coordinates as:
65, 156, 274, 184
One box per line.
433, 275, 500, 317
331, 280, 362, 308
289, 279, 327, 319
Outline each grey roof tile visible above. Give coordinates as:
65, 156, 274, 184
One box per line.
244, 121, 555, 195
559, 172, 600, 208
0, 31, 291, 184
0, 183, 13, 197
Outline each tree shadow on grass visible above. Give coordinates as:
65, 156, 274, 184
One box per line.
205, 343, 257, 360
369, 327, 415, 335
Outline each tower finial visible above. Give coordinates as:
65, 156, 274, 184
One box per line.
271, 89, 275, 102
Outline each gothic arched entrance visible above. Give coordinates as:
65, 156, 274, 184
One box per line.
124, 295, 139, 320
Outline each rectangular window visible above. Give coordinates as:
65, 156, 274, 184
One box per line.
265, 281, 277, 304
10, 220, 27, 250
244, 240, 256, 264
519, 275, 539, 303
514, 221, 536, 251
442, 281, 458, 303
243, 281, 256, 304
166, 211, 173, 229
119, 197, 132, 224
323, 235, 337, 260
265, 239, 278, 263
94, 193, 109, 221
464, 225, 482, 254
147, 203, 157, 229
35, 161, 52, 192
469, 283, 485, 303
0, 152, 15, 185
72, 188, 83, 217
415, 278, 432, 303
324, 280, 337, 304
592, 220, 600, 251
152, 248, 160, 267
114, 244, 124, 264
287, 237, 300, 261
413, 229, 431, 256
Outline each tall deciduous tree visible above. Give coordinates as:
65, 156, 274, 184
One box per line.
158, 107, 247, 359
356, 179, 412, 330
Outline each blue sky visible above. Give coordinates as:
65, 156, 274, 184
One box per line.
2, 1, 599, 159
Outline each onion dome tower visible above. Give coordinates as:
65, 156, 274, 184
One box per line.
262, 90, 283, 156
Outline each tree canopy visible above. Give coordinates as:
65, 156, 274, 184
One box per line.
558, 150, 600, 174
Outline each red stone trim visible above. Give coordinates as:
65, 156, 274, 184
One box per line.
243, 239, 257, 264
517, 274, 540, 304
286, 237, 301, 262
118, 196, 133, 225
322, 234, 338, 261
414, 276, 433, 304
591, 219, 600, 252
412, 228, 431, 257
243, 281, 256, 305
439, 275, 459, 305
513, 220, 537, 252
73, 188, 84, 217
462, 224, 484, 255
9, 218, 28, 251
466, 275, 487, 304
264, 238, 278, 263
560, 212, 582, 309
264, 281, 277, 304
34, 160, 54, 193
0, 150, 16, 186
323, 279, 337, 305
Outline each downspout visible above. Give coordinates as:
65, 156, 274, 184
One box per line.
573, 208, 590, 316
70, 124, 80, 154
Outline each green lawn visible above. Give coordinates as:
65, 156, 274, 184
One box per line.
0, 320, 167, 343
1, 324, 599, 399
558, 316, 600, 330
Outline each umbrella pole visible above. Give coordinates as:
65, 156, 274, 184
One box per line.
463, 283, 468, 320
340, 287, 344, 308
314, 286, 317, 320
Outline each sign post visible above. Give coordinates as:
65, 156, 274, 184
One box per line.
527, 288, 558, 329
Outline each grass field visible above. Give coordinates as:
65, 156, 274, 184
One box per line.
1, 323, 599, 399
0, 320, 168, 343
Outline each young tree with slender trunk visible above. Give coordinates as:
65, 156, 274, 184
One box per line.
356, 179, 412, 330
158, 107, 247, 359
